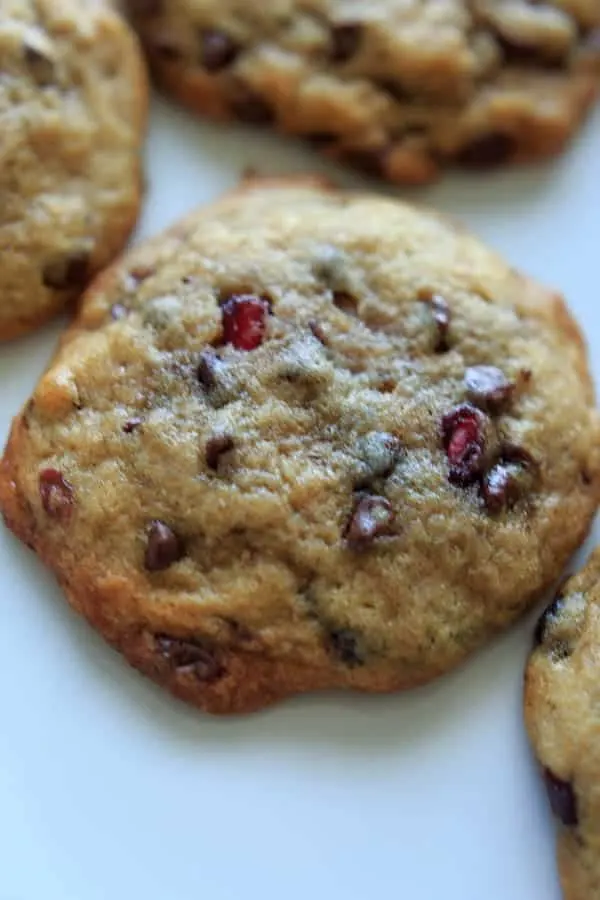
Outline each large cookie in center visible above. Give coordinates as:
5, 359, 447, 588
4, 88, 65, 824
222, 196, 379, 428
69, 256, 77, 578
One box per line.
1, 178, 598, 714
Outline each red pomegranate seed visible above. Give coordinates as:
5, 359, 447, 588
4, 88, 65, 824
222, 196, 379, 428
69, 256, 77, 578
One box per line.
221, 294, 270, 351
441, 403, 488, 486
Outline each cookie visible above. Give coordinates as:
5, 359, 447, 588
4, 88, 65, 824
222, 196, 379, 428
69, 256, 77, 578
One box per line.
0, 0, 148, 341
525, 550, 600, 899
1, 177, 599, 715
126, 0, 600, 184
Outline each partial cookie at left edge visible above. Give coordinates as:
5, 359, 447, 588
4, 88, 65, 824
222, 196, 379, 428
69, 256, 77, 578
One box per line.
0, 0, 148, 341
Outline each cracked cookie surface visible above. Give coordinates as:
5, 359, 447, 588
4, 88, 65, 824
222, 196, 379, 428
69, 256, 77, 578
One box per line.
126, 0, 600, 184
1, 177, 599, 714
0, 0, 148, 341
526, 550, 600, 900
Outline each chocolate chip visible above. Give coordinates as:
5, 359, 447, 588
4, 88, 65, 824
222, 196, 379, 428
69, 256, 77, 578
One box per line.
155, 635, 223, 682
464, 365, 515, 414
145, 520, 183, 571
205, 433, 234, 470
328, 628, 365, 667
39, 468, 74, 521
123, 417, 142, 434
329, 23, 363, 63
197, 349, 222, 389
23, 37, 56, 86
534, 592, 566, 648
345, 495, 395, 548
200, 29, 241, 71
441, 404, 489, 487
332, 291, 359, 316
230, 86, 274, 124
110, 303, 128, 320
457, 133, 516, 169
43, 250, 90, 290
480, 443, 536, 513
544, 770, 578, 827
480, 462, 522, 512
425, 294, 451, 352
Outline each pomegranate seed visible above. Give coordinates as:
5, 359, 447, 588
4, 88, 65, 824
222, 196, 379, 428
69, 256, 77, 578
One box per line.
221, 294, 270, 351
441, 403, 488, 486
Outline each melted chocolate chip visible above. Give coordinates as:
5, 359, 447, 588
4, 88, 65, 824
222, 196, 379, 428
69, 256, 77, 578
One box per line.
457, 133, 516, 169
43, 250, 90, 290
426, 294, 451, 352
200, 29, 241, 71
465, 366, 515, 414
328, 628, 365, 667
39, 468, 74, 521
145, 521, 183, 571
345, 495, 395, 548
155, 635, 223, 682
544, 769, 578, 827
123, 417, 143, 434
205, 433, 234, 470
441, 404, 488, 486
330, 23, 363, 63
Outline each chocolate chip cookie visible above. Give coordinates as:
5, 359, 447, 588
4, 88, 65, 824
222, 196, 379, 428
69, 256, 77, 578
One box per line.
0, 0, 148, 341
1, 177, 598, 715
525, 550, 600, 899
125, 0, 600, 184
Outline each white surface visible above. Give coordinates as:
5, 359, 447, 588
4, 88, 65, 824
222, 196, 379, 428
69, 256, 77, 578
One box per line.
1, 95, 599, 900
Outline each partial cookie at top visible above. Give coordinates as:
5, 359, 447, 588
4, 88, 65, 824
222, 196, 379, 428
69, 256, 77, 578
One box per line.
126, 0, 600, 184
526, 550, 600, 900
0, 0, 148, 341
1, 178, 599, 715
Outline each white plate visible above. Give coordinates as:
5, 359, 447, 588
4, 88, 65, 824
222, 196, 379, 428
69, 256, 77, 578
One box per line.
1, 95, 599, 900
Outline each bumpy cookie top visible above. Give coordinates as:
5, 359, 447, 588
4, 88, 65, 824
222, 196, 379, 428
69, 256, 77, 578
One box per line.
0, 0, 147, 340
127, 0, 600, 182
2, 179, 598, 713
526, 550, 600, 900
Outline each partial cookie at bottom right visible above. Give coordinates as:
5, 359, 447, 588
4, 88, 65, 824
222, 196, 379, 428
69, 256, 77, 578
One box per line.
525, 548, 600, 899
